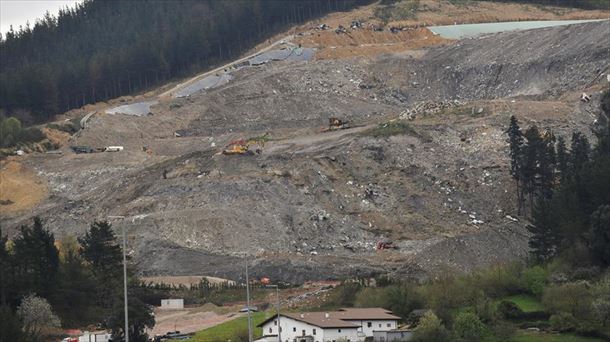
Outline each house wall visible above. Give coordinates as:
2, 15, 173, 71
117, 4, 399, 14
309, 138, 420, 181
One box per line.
262, 317, 361, 342
373, 330, 413, 342
262, 316, 322, 342
344, 320, 398, 336
321, 327, 360, 341
160, 299, 184, 309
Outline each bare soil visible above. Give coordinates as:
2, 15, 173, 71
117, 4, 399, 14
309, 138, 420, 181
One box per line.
1, 3, 608, 284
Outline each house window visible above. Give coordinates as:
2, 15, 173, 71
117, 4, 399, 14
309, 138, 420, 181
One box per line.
387, 323, 391, 327
367, 322, 372, 328
274, 320, 277, 326
269, 327, 272, 333
313, 328, 316, 335
293, 327, 296, 332
302, 330, 305, 336
338, 329, 341, 332
379, 323, 382, 328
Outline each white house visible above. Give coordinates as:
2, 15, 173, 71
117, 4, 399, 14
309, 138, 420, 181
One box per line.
257, 308, 401, 342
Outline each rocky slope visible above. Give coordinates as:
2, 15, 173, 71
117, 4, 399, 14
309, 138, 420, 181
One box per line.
2, 21, 609, 283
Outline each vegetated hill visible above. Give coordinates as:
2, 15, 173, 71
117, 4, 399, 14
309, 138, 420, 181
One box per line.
2, 19, 608, 283
0, 0, 371, 122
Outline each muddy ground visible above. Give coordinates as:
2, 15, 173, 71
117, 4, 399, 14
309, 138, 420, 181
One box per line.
2, 21, 609, 283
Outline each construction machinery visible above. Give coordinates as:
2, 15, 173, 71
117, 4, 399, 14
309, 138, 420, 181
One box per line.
325, 117, 349, 132
376, 239, 397, 251
222, 133, 269, 155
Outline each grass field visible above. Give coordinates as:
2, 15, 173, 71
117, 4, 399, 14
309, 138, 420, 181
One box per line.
511, 330, 605, 342
501, 294, 545, 312
187, 311, 270, 342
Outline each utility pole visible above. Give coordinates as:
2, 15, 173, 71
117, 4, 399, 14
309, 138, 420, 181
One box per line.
122, 224, 129, 342
267, 284, 281, 342
246, 261, 252, 342
108, 215, 129, 342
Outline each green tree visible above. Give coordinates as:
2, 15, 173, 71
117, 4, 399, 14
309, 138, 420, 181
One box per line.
108, 295, 154, 342
556, 136, 569, 182
13, 217, 59, 299
0, 116, 22, 147
52, 240, 99, 327
452, 312, 487, 342
506, 115, 525, 213
527, 198, 559, 262
589, 204, 610, 266
412, 310, 450, 342
78, 220, 123, 311
0, 305, 25, 342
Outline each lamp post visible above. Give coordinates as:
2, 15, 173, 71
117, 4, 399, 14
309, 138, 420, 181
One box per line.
266, 284, 281, 342
108, 215, 129, 342
245, 261, 252, 342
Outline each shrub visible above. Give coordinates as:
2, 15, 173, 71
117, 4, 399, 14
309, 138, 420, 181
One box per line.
549, 312, 577, 332
497, 300, 524, 320
472, 263, 523, 298
365, 121, 418, 138
354, 283, 424, 319
521, 266, 547, 296
542, 282, 593, 320
452, 312, 488, 342
412, 311, 451, 342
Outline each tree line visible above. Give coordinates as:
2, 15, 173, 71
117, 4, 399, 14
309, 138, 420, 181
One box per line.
0, 219, 154, 342
0, 0, 371, 124
506, 89, 610, 265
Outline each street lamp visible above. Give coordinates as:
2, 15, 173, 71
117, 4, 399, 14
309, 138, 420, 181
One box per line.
108, 215, 129, 342
265, 284, 281, 342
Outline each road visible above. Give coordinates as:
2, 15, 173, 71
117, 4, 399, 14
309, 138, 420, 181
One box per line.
159, 34, 295, 98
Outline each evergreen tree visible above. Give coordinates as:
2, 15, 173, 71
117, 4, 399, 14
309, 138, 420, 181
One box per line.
556, 136, 569, 182
13, 217, 60, 300
0, 0, 371, 122
570, 132, 591, 174
78, 220, 123, 310
506, 115, 525, 213
522, 125, 543, 210
527, 198, 558, 262
589, 205, 610, 267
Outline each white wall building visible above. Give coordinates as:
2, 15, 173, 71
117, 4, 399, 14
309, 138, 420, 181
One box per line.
160, 298, 184, 309
257, 308, 401, 342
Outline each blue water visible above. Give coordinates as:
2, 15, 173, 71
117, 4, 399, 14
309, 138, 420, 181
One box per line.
428, 19, 607, 39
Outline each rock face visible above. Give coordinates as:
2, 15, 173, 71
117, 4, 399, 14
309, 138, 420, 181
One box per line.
3, 22, 609, 283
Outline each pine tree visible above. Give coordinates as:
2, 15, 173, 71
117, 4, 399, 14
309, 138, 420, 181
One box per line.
556, 136, 569, 182
522, 125, 543, 211
13, 217, 60, 299
78, 220, 123, 310
527, 198, 558, 263
506, 115, 525, 214
589, 205, 610, 266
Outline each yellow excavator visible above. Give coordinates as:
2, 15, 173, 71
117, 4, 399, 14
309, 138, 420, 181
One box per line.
222, 133, 269, 155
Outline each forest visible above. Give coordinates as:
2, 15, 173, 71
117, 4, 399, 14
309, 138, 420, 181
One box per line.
0, 0, 371, 124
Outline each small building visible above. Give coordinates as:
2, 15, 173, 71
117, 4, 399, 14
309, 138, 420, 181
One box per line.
160, 298, 184, 310
257, 307, 400, 342
373, 328, 413, 342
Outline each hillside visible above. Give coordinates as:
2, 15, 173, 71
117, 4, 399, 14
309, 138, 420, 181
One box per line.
1, 1, 609, 283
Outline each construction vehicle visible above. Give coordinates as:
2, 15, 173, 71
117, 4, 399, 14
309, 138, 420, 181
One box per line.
376, 239, 397, 251
325, 117, 349, 132
222, 133, 269, 155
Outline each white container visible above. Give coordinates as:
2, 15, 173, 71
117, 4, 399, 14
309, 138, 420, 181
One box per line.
105, 146, 124, 152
